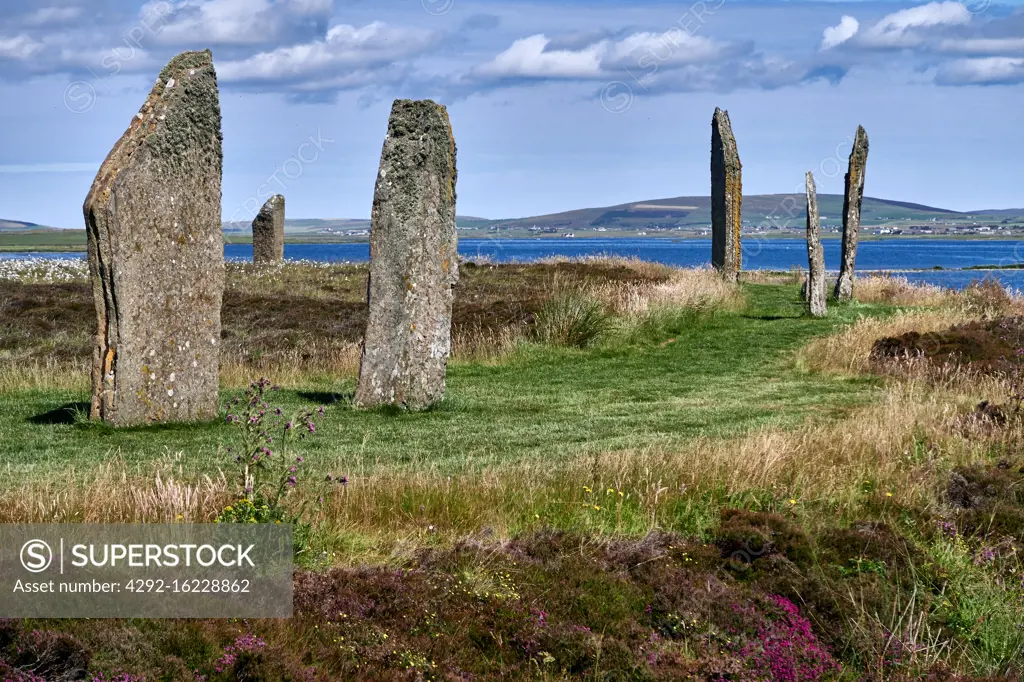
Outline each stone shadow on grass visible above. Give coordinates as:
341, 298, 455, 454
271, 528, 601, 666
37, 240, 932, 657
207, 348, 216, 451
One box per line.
27, 402, 90, 425
741, 314, 803, 321
296, 391, 350, 406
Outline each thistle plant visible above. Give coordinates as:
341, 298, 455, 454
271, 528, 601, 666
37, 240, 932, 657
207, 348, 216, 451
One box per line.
219, 378, 325, 524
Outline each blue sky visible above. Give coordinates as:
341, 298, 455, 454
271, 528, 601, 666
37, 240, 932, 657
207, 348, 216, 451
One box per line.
0, 0, 1021, 228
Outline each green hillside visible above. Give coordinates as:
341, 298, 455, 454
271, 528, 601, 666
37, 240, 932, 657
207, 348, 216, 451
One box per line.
3, 195, 1023, 252
482, 194, 1006, 234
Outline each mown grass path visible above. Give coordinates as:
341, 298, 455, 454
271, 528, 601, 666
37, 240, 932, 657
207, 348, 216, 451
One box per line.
0, 284, 889, 481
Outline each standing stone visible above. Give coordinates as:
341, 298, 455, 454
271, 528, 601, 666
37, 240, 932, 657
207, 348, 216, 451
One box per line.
804, 172, 827, 318
84, 50, 223, 426
252, 194, 285, 263
834, 126, 869, 301
711, 107, 742, 282
354, 99, 458, 410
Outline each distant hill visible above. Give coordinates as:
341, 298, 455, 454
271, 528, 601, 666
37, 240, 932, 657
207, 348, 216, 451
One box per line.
479, 195, 1003, 234
223, 216, 492, 235
0, 219, 46, 230
219, 195, 1013, 237
5, 193, 1024, 248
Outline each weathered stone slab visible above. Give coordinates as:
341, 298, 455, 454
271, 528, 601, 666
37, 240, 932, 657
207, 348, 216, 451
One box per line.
834, 125, 869, 301
711, 107, 742, 282
84, 50, 224, 426
354, 99, 458, 410
252, 194, 284, 263
805, 172, 827, 318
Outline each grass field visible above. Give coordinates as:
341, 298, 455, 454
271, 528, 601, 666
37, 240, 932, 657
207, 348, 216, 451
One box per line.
0, 229, 87, 251
0, 282, 881, 480
1, 261, 1023, 680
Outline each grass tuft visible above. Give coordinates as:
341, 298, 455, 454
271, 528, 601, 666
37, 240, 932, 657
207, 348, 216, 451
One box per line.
532, 291, 611, 348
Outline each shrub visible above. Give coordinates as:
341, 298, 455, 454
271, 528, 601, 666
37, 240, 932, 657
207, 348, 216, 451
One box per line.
532, 293, 611, 348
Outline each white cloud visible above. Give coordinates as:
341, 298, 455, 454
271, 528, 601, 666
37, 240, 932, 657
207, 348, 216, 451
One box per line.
217, 22, 436, 82
821, 16, 859, 51
861, 2, 971, 48
601, 29, 733, 68
937, 56, 1024, 84
153, 0, 333, 46
23, 7, 83, 26
938, 37, 1024, 55
0, 35, 45, 60
283, 0, 333, 15
472, 30, 735, 81
473, 35, 603, 78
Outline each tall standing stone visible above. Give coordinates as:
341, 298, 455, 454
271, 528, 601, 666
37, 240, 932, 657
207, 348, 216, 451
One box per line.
252, 194, 285, 263
711, 107, 742, 282
354, 99, 458, 410
84, 50, 223, 426
834, 126, 869, 301
805, 172, 827, 318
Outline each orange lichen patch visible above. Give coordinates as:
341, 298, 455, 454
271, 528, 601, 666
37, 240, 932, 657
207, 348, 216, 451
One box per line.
730, 178, 743, 270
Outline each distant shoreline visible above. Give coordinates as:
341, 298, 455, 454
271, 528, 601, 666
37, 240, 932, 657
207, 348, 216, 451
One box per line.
3, 231, 1024, 253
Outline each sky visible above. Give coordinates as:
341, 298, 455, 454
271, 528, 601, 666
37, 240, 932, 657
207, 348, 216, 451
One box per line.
0, 0, 1021, 228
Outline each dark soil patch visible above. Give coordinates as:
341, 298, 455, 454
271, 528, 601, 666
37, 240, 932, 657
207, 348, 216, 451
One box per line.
0, 262, 670, 366
0, 282, 93, 361
945, 461, 1024, 543
871, 317, 1024, 374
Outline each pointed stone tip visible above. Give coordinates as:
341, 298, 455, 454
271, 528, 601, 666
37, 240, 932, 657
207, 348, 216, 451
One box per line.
392, 98, 445, 111
158, 49, 215, 83
261, 194, 284, 210
712, 108, 733, 132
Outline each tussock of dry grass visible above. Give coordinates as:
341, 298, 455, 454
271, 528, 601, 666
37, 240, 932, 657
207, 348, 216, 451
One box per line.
854, 275, 1023, 315
0, 359, 89, 392
592, 265, 744, 317
800, 277, 1024, 377
220, 341, 362, 388
452, 322, 530, 362
533, 254, 674, 279
0, 454, 230, 523
854, 274, 952, 306
798, 309, 974, 376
